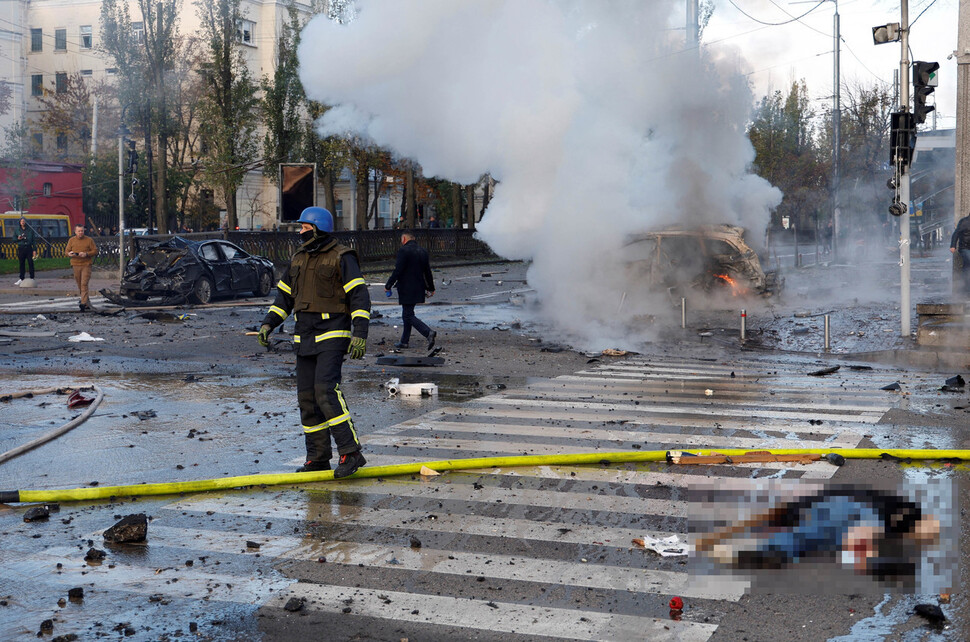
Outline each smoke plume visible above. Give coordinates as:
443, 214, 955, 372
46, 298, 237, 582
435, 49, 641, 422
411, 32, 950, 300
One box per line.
299, 0, 782, 348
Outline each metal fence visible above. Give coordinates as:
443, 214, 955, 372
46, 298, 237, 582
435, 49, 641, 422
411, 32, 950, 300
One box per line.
1, 228, 496, 270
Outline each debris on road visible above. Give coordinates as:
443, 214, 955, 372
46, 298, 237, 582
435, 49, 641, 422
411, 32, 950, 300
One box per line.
385, 378, 438, 396
808, 366, 840, 377
602, 348, 629, 356
103, 514, 148, 543
914, 603, 947, 625
283, 597, 305, 612
0, 330, 56, 337
631, 534, 689, 557
419, 466, 440, 476
881, 382, 903, 391
67, 332, 104, 342
941, 375, 966, 392
132, 410, 157, 421
67, 390, 94, 409
84, 548, 106, 562
23, 505, 50, 522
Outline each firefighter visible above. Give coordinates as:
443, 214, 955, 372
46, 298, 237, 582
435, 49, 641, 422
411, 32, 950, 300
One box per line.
257, 207, 370, 478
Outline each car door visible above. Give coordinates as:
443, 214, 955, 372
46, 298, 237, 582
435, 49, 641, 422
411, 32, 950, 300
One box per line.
199, 242, 232, 294
217, 242, 258, 293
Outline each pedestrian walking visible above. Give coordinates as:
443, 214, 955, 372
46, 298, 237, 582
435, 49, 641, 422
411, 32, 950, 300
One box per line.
65, 223, 98, 311
950, 213, 970, 293
257, 207, 371, 478
385, 232, 436, 350
15, 217, 36, 285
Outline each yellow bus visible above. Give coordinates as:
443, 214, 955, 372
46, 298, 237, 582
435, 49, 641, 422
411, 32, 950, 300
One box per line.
0, 212, 72, 239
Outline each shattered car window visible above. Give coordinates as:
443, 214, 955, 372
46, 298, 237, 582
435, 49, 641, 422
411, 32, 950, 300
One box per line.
219, 243, 245, 260
200, 244, 220, 261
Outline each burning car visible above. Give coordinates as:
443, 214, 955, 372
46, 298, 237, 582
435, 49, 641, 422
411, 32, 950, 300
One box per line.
623, 224, 782, 297
105, 237, 275, 305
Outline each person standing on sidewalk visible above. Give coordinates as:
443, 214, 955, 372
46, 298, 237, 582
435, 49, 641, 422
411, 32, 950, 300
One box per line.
15, 218, 36, 286
385, 232, 436, 350
257, 207, 371, 478
65, 223, 97, 311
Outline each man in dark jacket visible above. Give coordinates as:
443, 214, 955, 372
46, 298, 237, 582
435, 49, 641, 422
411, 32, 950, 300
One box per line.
385, 232, 436, 350
257, 207, 370, 478
951, 214, 970, 293
15, 218, 36, 285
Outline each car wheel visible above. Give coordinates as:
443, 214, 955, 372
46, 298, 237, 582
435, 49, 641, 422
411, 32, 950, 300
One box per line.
190, 276, 214, 305
254, 270, 273, 297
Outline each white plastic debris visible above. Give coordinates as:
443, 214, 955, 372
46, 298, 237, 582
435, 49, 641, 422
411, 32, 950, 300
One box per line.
385, 377, 438, 397
33, 314, 47, 321
704, 389, 714, 396
68, 332, 104, 342
633, 534, 690, 557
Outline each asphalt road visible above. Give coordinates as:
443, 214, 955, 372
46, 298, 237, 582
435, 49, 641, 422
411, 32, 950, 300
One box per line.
0, 254, 968, 641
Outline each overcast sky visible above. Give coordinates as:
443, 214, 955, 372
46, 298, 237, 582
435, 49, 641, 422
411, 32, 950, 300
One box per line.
703, 0, 958, 129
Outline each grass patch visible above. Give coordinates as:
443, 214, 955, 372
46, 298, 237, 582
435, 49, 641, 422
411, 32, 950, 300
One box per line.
0, 257, 72, 275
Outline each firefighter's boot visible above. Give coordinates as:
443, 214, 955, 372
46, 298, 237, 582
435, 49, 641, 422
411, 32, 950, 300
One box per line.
297, 431, 332, 472
334, 451, 366, 479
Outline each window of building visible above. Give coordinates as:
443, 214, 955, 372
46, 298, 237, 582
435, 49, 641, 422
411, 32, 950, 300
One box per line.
335, 200, 343, 222
132, 21, 144, 41
30, 28, 42, 52
80, 25, 92, 49
56, 134, 67, 151
378, 194, 391, 226
80, 69, 93, 77
31, 74, 43, 96
43, 182, 53, 197
236, 19, 255, 45
55, 28, 67, 51
55, 72, 67, 94
106, 68, 117, 75
31, 132, 42, 150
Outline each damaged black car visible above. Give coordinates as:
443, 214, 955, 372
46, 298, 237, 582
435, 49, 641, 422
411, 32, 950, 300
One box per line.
105, 237, 275, 305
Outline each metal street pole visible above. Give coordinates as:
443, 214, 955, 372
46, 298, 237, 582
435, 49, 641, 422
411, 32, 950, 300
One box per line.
833, 3, 841, 261
954, 0, 970, 298
117, 108, 129, 283
900, 0, 912, 337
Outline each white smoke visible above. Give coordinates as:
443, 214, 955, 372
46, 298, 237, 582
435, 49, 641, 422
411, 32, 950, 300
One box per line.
298, 0, 782, 348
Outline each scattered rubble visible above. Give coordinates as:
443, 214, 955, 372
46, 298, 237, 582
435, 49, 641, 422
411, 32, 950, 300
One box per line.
23, 505, 50, 522
283, 597, 305, 612
103, 514, 148, 544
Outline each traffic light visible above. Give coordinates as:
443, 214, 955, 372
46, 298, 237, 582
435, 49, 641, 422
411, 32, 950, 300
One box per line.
889, 111, 915, 170
913, 61, 939, 124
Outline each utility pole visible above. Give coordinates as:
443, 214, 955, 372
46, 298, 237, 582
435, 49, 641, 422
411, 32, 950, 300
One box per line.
117, 108, 129, 282
955, 0, 970, 298
832, 2, 841, 260
686, 0, 699, 50
900, 0, 912, 337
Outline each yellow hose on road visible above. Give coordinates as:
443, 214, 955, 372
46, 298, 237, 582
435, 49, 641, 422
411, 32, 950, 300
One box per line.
1, 447, 967, 505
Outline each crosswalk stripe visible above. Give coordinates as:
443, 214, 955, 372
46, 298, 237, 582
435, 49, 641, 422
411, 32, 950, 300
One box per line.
380, 421, 864, 450
434, 401, 884, 424
274, 584, 718, 641
169, 498, 675, 548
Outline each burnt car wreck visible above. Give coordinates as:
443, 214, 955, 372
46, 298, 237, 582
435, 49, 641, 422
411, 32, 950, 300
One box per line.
102, 237, 275, 306
624, 225, 782, 298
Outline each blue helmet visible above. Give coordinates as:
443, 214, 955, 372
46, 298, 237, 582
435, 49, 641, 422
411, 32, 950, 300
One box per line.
297, 207, 334, 233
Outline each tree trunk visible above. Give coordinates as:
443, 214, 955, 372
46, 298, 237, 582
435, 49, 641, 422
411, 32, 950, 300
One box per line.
465, 183, 475, 231
451, 182, 461, 228
355, 161, 369, 230
406, 162, 416, 227
225, 187, 237, 230
322, 169, 336, 217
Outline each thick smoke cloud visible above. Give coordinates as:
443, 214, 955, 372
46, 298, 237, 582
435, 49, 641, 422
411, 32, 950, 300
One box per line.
299, 0, 782, 348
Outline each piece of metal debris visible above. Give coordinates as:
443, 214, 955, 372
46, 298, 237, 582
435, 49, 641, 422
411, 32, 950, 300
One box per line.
808, 366, 840, 377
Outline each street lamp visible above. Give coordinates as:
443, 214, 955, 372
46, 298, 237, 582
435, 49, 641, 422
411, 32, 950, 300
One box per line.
117, 105, 130, 282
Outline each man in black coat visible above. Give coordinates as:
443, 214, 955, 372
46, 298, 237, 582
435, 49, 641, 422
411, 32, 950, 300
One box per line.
385, 232, 437, 349
950, 214, 970, 293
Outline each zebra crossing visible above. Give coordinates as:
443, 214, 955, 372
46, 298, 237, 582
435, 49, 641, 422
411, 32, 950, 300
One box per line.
1, 354, 898, 640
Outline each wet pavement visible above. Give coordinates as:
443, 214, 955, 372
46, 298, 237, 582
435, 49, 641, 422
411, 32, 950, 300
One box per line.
1, 252, 969, 640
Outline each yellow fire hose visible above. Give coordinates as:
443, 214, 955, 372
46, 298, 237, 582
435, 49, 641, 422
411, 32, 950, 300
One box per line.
1, 448, 967, 505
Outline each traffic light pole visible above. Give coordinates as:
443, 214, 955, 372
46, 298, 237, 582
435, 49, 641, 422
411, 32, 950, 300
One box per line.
899, 0, 911, 338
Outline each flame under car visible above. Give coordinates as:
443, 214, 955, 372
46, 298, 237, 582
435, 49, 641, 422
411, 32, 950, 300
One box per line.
116, 237, 275, 305
623, 225, 782, 298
